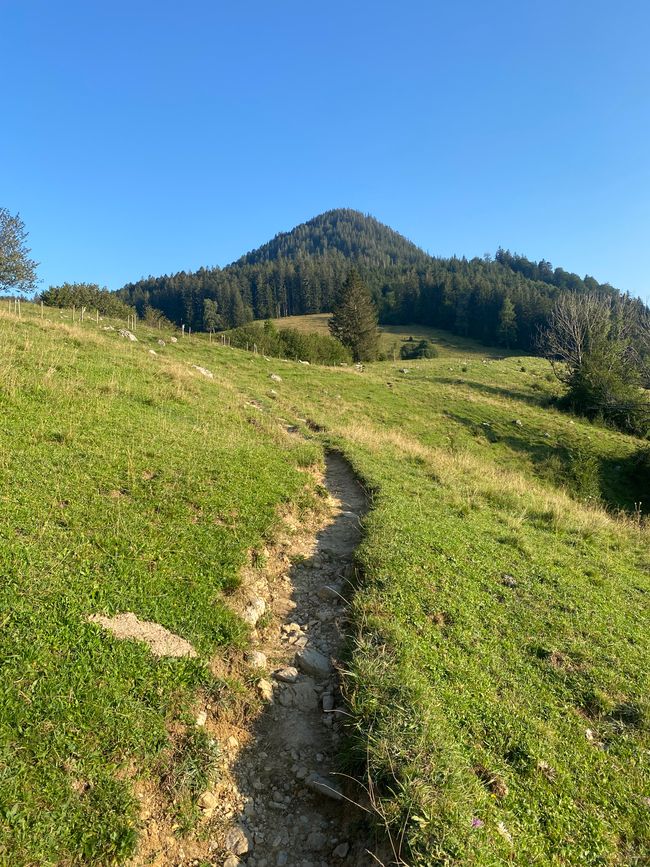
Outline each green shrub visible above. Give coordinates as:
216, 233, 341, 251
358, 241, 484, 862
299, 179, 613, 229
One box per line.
227, 320, 352, 365
563, 347, 649, 438
568, 448, 601, 502
400, 339, 438, 360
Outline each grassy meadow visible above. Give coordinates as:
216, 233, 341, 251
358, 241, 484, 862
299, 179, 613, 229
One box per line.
1, 303, 648, 865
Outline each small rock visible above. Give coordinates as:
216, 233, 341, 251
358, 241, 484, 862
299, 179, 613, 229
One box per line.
195, 710, 207, 727
257, 679, 274, 702
317, 584, 343, 601
224, 857, 240, 867
273, 666, 299, 683
270, 373, 282, 382
148, 349, 157, 355
305, 773, 343, 801
513, 419, 523, 427
225, 824, 251, 856
332, 842, 349, 858
246, 650, 268, 668
276, 853, 289, 866
198, 790, 217, 812
157, 339, 166, 346
501, 574, 518, 588
227, 735, 239, 750
322, 693, 334, 712
170, 336, 178, 343
118, 329, 137, 342
306, 831, 327, 851
292, 679, 319, 711
192, 364, 214, 379
296, 647, 331, 679
242, 596, 266, 626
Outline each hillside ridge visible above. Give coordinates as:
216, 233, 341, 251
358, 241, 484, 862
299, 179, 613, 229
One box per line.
118, 209, 646, 353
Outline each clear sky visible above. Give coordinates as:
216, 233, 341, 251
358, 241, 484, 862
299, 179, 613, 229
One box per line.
2, 0, 649, 302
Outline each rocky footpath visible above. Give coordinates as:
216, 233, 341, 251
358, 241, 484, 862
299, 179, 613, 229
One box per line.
219, 453, 377, 867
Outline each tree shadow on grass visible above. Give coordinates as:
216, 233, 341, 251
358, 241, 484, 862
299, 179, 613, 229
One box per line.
445, 411, 645, 514
435, 377, 554, 408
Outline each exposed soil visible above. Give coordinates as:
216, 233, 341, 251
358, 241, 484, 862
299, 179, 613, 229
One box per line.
129, 452, 385, 867
217, 452, 379, 867
88, 612, 197, 658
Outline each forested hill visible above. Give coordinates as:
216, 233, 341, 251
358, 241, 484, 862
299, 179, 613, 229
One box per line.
118, 209, 643, 351
235, 208, 430, 269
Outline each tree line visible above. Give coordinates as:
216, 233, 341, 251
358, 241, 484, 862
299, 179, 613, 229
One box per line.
116, 210, 648, 354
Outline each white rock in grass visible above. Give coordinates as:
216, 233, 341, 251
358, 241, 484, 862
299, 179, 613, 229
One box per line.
242, 596, 266, 626
192, 365, 214, 379
118, 329, 137, 342
198, 790, 217, 813
257, 679, 274, 702
170, 336, 178, 343
246, 650, 268, 668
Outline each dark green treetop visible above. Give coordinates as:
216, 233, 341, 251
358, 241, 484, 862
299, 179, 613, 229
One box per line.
329, 269, 379, 362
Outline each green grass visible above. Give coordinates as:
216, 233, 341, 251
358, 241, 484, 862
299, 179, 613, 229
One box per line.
269, 313, 520, 359
1, 302, 649, 865
0, 305, 317, 865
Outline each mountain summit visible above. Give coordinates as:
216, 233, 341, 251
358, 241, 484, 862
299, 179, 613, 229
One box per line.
236, 209, 429, 269
119, 210, 642, 352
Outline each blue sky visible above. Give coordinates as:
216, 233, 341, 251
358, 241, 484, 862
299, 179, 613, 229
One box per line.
2, 0, 649, 302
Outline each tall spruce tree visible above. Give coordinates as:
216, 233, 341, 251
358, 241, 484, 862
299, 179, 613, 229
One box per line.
329, 269, 379, 361
498, 296, 517, 346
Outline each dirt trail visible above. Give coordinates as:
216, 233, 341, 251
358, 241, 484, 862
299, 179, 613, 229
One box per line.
221, 452, 378, 867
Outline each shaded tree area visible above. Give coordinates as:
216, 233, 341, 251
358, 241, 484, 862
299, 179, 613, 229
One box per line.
541, 293, 650, 437
117, 210, 649, 355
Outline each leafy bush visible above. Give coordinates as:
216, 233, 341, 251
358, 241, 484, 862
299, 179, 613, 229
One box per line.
563, 348, 649, 438
227, 320, 352, 365
400, 338, 438, 360
567, 448, 601, 502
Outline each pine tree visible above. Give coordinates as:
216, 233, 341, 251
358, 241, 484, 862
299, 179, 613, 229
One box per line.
498, 296, 517, 347
329, 269, 379, 361
202, 298, 221, 332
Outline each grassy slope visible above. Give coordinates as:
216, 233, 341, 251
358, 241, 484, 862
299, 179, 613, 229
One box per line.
1, 305, 648, 865
0, 306, 318, 865
234, 323, 650, 864
268, 313, 520, 361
